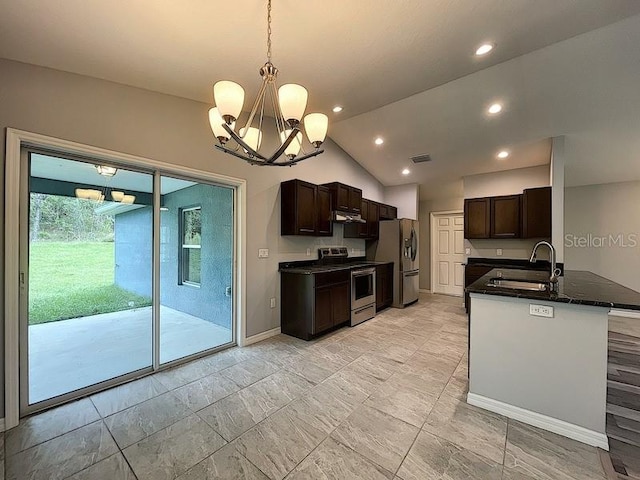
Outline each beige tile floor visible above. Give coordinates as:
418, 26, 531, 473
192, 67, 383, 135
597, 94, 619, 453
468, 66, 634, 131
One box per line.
2, 293, 608, 480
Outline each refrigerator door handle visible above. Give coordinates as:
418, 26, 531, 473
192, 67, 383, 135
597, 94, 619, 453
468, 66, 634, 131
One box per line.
405, 270, 420, 277
410, 226, 418, 262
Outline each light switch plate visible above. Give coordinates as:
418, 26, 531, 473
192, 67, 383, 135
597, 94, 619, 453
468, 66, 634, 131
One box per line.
530, 304, 554, 318
258, 248, 269, 258
270, 298, 276, 308
465, 248, 471, 255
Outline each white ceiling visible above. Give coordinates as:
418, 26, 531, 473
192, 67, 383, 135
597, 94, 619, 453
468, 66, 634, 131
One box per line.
3, 1, 640, 200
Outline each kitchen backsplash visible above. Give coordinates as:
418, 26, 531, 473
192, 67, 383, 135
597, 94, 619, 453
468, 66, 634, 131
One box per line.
277, 223, 366, 261
465, 238, 551, 261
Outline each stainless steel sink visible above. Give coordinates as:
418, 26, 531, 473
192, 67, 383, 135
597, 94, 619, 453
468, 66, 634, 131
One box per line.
486, 278, 549, 291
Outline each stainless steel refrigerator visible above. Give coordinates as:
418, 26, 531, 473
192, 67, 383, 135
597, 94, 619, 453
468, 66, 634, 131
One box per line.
374, 218, 419, 307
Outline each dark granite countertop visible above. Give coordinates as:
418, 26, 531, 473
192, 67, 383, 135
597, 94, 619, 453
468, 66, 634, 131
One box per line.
279, 260, 393, 274
466, 268, 640, 311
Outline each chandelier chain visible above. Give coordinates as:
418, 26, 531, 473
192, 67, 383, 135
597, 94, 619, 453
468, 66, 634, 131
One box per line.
266, 0, 272, 62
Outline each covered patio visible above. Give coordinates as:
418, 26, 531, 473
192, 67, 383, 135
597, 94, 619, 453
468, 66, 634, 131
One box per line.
28, 306, 233, 404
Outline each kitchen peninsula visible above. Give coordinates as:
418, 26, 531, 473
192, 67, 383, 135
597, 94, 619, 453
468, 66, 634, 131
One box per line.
466, 268, 640, 450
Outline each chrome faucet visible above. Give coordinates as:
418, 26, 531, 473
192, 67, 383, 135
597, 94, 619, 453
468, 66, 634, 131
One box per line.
529, 241, 562, 292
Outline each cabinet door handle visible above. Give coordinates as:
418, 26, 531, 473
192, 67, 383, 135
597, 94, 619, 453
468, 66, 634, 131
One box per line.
299, 228, 314, 233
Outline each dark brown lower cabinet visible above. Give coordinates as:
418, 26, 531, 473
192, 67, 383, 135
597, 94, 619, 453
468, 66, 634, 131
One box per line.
375, 263, 394, 311
281, 270, 350, 340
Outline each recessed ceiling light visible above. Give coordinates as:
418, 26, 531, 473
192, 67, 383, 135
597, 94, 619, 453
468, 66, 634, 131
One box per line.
497, 150, 510, 159
475, 43, 495, 56
374, 137, 384, 145
487, 103, 503, 114
402, 168, 410, 175
332, 106, 343, 113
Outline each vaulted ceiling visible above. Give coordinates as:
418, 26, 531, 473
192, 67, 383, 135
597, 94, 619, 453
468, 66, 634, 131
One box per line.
2, 0, 640, 199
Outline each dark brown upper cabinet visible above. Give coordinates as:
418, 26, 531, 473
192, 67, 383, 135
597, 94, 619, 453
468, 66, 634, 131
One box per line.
522, 186, 551, 238
464, 198, 491, 239
316, 185, 333, 236
281, 179, 332, 236
490, 195, 522, 238
322, 182, 362, 213
379, 203, 398, 220
344, 199, 380, 239
368, 201, 380, 238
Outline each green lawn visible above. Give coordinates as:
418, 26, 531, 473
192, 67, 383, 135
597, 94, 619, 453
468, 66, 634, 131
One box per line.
29, 242, 152, 325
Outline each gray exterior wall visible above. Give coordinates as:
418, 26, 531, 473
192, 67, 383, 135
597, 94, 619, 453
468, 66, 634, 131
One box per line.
160, 183, 233, 328
114, 206, 153, 297
114, 183, 233, 328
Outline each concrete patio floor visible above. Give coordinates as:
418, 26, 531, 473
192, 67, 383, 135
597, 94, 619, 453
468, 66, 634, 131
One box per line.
28, 306, 233, 404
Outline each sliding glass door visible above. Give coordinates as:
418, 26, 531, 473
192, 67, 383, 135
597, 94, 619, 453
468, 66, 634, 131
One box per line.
159, 175, 234, 364
20, 151, 235, 414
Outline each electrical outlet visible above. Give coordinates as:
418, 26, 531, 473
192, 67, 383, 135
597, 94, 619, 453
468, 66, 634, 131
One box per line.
465, 248, 470, 255
258, 248, 269, 258
496, 248, 503, 256
306, 248, 311, 256
530, 304, 554, 318
270, 297, 276, 308
351, 248, 355, 254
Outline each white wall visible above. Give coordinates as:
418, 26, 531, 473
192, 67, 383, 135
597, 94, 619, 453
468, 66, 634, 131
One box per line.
565, 180, 640, 292
463, 165, 550, 198
463, 165, 551, 260
0, 59, 386, 415
418, 197, 464, 290
384, 184, 419, 220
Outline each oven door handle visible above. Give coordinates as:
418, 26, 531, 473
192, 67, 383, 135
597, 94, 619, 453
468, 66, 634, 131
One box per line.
351, 268, 376, 277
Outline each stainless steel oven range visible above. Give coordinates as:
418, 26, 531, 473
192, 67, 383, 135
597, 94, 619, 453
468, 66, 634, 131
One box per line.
351, 267, 376, 326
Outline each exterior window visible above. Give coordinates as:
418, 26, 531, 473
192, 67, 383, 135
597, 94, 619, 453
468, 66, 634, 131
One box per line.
181, 206, 201, 285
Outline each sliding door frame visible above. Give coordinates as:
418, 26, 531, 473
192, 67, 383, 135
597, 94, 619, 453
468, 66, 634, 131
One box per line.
4, 128, 247, 429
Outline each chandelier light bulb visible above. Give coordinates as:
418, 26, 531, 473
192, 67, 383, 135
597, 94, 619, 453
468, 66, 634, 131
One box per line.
304, 113, 328, 148
208, 107, 233, 144
214, 81, 245, 124
278, 84, 308, 126
281, 129, 303, 158
111, 191, 125, 202
239, 127, 263, 153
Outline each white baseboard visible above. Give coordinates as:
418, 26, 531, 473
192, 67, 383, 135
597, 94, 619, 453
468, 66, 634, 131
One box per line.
609, 308, 640, 319
466, 393, 609, 450
0, 417, 5, 432
242, 327, 281, 346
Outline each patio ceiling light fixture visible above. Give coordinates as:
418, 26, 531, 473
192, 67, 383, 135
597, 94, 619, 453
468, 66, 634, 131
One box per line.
208, 0, 328, 167
96, 165, 118, 177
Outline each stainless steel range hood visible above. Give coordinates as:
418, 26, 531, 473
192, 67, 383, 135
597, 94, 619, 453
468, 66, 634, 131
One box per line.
332, 210, 366, 223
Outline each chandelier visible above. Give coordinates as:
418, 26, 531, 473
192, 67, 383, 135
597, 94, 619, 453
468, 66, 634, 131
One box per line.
208, 0, 328, 166
75, 165, 136, 204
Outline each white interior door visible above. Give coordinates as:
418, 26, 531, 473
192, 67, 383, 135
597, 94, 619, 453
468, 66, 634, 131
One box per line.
432, 213, 465, 296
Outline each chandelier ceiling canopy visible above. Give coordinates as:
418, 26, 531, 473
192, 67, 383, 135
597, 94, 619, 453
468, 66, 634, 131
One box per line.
208, 0, 328, 166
